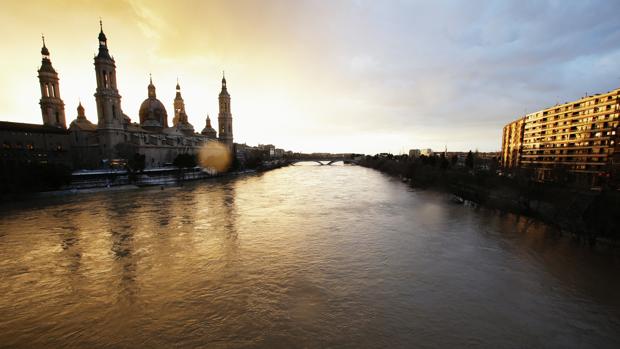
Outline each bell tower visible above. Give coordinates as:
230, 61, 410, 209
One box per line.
218, 72, 233, 147
38, 35, 66, 128
173, 78, 186, 126
94, 20, 123, 130
93, 20, 125, 161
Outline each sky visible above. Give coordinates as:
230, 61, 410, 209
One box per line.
1, 0, 620, 154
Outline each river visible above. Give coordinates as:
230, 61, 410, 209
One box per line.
1, 164, 619, 348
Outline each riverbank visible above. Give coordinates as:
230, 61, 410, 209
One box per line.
359, 156, 620, 243
0, 160, 290, 202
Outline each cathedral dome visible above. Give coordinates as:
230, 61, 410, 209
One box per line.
138, 76, 168, 131
139, 98, 168, 130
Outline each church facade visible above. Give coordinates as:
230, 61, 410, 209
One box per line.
1, 22, 234, 170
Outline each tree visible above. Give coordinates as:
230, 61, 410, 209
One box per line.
465, 151, 474, 169
451, 155, 458, 166
244, 149, 265, 169
173, 153, 197, 183
440, 153, 449, 170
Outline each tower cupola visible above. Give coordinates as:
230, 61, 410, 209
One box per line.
77, 101, 86, 119
96, 20, 112, 60
41, 35, 50, 60
201, 114, 217, 139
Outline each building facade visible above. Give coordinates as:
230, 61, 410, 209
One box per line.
0, 121, 72, 167
1, 23, 233, 170
500, 117, 524, 169
500, 87, 620, 185
408, 149, 421, 158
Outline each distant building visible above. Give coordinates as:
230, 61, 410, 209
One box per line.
258, 144, 276, 157
0, 121, 72, 167
408, 149, 420, 158
420, 148, 433, 157
500, 87, 620, 185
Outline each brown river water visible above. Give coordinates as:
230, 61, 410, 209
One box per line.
0, 164, 619, 348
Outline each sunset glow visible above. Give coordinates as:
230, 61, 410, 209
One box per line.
1, 0, 619, 153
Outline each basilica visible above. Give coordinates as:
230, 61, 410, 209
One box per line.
0, 22, 233, 170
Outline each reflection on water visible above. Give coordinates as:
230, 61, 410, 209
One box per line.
0, 165, 619, 348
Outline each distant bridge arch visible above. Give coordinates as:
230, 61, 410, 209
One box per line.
288, 157, 356, 166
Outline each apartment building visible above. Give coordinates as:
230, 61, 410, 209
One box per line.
500, 87, 620, 185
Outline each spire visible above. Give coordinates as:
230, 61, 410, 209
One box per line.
148, 74, 156, 98
220, 71, 229, 96
98, 18, 107, 44
38, 35, 55, 73
206, 114, 212, 127
96, 19, 111, 60
175, 77, 183, 100
175, 77, 182, 99
40, 34, 49, 58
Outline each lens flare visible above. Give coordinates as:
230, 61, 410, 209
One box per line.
198, 141, 232, 173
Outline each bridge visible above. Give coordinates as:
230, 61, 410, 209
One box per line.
288, 157, 357, 166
